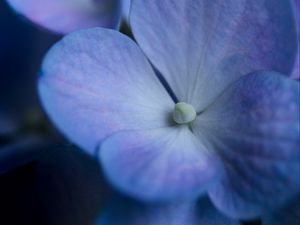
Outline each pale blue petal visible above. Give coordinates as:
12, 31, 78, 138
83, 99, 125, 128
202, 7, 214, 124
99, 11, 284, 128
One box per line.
95, 197, 241, 225
192, 72, 300, 219
130, 0, 297, 111
99, 126, 221, 201
39, 28, 173, 155
6, 0, 122, 34
262, 196, 300, 225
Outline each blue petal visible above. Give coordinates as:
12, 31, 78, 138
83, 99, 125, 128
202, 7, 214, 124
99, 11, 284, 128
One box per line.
0, 146, 111, 225
130, 0, 297, 112
262, 196, 300, 225
122, 0, 131, 21
6, 0, 122, 34
95, 196, 241, 225
39, 28, 173, 155
99, 126, 221, 201
192, 72, 300, 219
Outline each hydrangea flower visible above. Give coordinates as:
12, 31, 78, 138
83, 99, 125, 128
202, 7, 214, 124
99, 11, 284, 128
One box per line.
38, 0, 299, 220
6, 0, 124, 34
96, 197, 241, 225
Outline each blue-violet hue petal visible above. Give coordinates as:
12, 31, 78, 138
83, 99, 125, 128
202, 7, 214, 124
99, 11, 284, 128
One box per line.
39, 28, 173, 154
192, 72, 300, 219
131, 0, 297, 111
99, 126, 221, 201
6, 0, 122, 34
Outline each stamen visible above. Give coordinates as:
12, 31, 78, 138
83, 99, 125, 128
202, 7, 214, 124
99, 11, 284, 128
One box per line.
173, 102, 196, 124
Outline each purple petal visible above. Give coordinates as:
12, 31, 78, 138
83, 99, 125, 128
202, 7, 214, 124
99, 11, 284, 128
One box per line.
192, 72, 300, 219
39, 28, 173, 155
262, 196, 300, 225
99, 127, 221, 201
95, 197, 241, 225
6, 0, 122, 34
130, 0, 297, 111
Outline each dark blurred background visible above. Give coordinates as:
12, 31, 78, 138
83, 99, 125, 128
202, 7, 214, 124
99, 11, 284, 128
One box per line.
0, 0, 57, 122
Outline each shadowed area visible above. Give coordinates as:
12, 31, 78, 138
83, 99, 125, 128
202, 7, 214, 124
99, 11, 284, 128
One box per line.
0, 145, 112, 225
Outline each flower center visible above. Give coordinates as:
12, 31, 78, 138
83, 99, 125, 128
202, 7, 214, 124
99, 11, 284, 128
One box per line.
173, 102, 196, 124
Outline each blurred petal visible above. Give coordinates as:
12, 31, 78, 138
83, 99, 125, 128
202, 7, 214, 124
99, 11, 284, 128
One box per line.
95, 197, 240, 225
0, 135, 48, 175
262, 196, 300, 225
0, 146, 112, 225
39, 28, 173, 155
131, 0, 297, 111
99, 126, 221, 201
6, 0, 122, 34
192, 72, 300, 219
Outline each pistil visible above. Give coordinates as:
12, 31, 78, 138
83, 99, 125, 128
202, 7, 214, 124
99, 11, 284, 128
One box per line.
172, 102, 196, 124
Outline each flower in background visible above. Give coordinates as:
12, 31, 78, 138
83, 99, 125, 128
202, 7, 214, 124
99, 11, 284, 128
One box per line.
5, 0, 123, 34
38, 0, 299, 221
